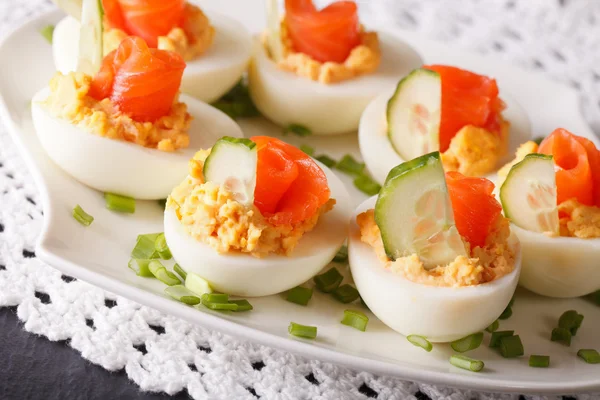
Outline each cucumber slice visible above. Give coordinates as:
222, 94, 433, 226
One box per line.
77, 0, 104, 75
203, 137, 257, 205
375, 152, 466, 269
500, 153, 558, 234
387, 68, 441, 160
52, 0, 83, 20
185, 272, 213, 297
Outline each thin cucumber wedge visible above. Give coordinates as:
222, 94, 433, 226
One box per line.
500, 153, 559, 234
77, 0, 104, 75
375, 152, 466, 269
203, 137, 257, 205
387, 68, 441, 160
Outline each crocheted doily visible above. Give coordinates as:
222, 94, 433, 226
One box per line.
1, 0, 599, 399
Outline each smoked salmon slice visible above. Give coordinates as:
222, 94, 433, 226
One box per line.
251, 136, 331, 225
103, 0, 185, 47
424, 65, 505, 152
446, 171, 502, 249
285, 0, 361, 63
538, 128, 599, 206
89, 37, 186, 122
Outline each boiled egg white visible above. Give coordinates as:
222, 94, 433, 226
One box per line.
31, 89, 244, 199
359, 89, 532, 184
163, 162, 352, 297
348, 196, 522, 342
247, 33, 423, 135
52, 14, 252, 103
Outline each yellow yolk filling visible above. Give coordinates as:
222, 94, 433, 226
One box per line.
104, 3, 215, 62
43, 72, 191, 152
267, 21, 381, 84
167, 149, 336, 257
357, 210, 515, 287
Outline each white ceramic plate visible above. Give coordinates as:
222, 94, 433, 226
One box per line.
1, 2, 599, 395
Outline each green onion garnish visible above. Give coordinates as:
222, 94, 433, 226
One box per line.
450, 332, 484, 353
202, 300, 238, 311
201, 293, 229, 303
332, 245, 348, 263
450, 355, 484, 372
353, 175, 381, 196
283, 123, 312, 137
340, 309, 368, 332
300, 145, 314, 156
406, 335, 432, 352
315, 155, 337, 168
185, 272, 213, 296
532, 136, 545, 145
157, 198, 167, 209
314, 267, 343, 293
104, 192, 135, 213
498, 306, 512, 320
550, 327, 572, 346
127, 258, 153, 277
558, 310, 584, 336
335, 154, 365, 176
173, 264, 187, 281
590, 290, 600, 306
285, 286, 313, 306
499, 334, 524, 358
164, 285, 201, 305
485, 320, 499, 333
211, 80, 259, 119
577, 349, 600, 364
529, 355, 550, 368
148, 260, 180, 286
72, 204, 94, 226
154, 233, 172, 260
489, 330, 514, 348
131, 233, 161, 259
40, 25, 54, 44
508, 295, 516, 308
288, 322, 317, 339
229, 299, 253, 312
332, 284, 360, 304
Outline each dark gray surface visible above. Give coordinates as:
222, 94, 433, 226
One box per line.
0, 307, 190, 400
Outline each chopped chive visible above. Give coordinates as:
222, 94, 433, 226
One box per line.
154, 233, 172, 260
300, 145, 314, 156
499, 334, 524, 358
201, 293, 229, 303
315, 155, 337, 168
286, 286, 313, 306
558, 310, 584, 336
508, 296, 516, 308
532, 136, 545, 145
148, 260, 180, 286
283, 123, 312, 137
104, 193, 135, 213
360, 296, 370, 311
173, 264, 187, 281
529, 355, 550, 368
185, 272, 213, 296
40, 24, 54, 43
489, 330, 514, 348
485, 320, 499, 333
341, 309, 369, 332
210, 81, 260, 119
353, 175, 381, 196
72, 204, 94, 226
577, 349, 600, 364
202, 299, 238, 311
157, 198, 167, 209
332, 284, 360, 304
229, 299, 253, 312
498, 306, 512, 320
450, 355, 484, 372
288, 322, 317, 339
164, 285, 201, 305
589, 290, 600, 306
314, 267, 343, 293
451, 332, 484, 353
406, 335, 432, 352
131, 233, 161, 259
335, 154, 365, 176
127, 258, 153, 277
332, 245, 348, 263
551, 327, 572, 346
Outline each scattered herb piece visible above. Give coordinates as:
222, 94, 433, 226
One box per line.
451, 332, 484, 353
300, 144, 315, 156
449, 355, 484, 372
128, 258, 153, 277
185, 272, 213, 296
154, 233, 172, 260
315, 155, 337, 168
72, 204, 94, 226
164, 285, 201, 305
288, 322, 317, 338
499, 334, 524, 358
314, 267, 343, 293
577, 349, 600, 364
340, 309, 368, 332
489, 330, 514, 348
104, 192, 135, 213
229, 299, 253, 312
211, 80, 259, 119
551, 327, 572, 346
529, 355, 550, 368
353, 174, 381, 196
332, 284, 360, 304
283, 123, 312, 137
40, 25, 54, 43
286, 286, 313, 306
499, 306, 512, 320
407, 335, 432, 352
148, 260, 180, 286
558, 310, 584, 336
332, 246, 348, 263
335, 154, 365, 176
131, 233, 162, 259
485, 320, 499, 333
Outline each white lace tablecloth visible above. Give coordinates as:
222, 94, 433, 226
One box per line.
1, 0, 599, 399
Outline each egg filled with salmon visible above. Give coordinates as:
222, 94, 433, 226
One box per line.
248, 0, 423, 135
32, 36, 243, 199
164, 136, 352, 297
